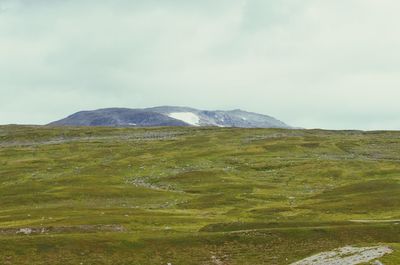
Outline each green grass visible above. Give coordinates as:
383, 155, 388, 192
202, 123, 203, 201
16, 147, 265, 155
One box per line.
0, 125, 399, 264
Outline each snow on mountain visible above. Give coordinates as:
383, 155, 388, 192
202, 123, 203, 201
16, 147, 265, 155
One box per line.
168, 112, 200, 126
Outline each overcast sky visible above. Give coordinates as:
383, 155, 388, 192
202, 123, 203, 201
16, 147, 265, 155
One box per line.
1, 0, 399, 129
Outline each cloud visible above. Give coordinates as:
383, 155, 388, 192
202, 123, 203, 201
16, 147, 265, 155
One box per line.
0, 0, 399, 129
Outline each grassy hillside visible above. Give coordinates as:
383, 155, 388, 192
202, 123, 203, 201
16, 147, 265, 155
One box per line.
0, 125, 399, 264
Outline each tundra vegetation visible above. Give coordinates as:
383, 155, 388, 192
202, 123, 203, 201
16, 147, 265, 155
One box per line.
0, 125, 399, 264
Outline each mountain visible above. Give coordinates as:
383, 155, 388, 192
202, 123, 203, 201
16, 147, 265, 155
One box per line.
48, 106, 292, 128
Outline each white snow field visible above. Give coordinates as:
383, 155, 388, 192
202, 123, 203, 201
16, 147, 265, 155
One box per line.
168, 112, 200, 126
290, 246, 393, 265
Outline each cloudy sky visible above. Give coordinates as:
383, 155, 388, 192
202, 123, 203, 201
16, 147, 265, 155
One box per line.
0, 0, 399, 129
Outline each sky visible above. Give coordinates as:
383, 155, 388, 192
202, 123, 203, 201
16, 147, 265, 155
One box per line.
0, 0, 399, 130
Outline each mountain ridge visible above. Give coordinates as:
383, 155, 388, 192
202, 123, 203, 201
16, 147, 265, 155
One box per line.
48, 106, 292, 128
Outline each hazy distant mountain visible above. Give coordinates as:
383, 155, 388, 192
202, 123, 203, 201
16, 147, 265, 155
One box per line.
48, 106, 292, 128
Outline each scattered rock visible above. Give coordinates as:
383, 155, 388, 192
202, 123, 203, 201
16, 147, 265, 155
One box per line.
3, 224, 125, 236
211, 255, 224, 265
290, 246, 393, 265
16, 228, 32, 235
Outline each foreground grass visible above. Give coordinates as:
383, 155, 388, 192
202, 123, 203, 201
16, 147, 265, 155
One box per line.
0, 125, 399, 264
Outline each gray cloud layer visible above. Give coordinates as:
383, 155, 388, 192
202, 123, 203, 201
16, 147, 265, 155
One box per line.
1, 0, 399, 129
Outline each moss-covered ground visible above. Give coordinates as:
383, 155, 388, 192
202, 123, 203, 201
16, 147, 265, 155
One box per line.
0, 126, 399, 264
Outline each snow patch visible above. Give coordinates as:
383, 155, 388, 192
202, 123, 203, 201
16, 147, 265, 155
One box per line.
168, 112, 200, 126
